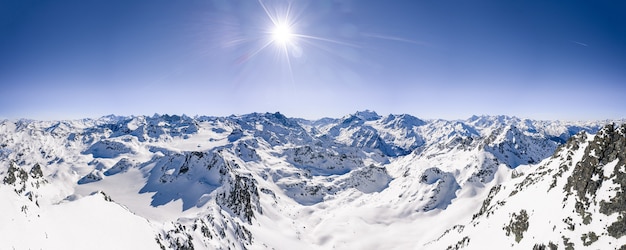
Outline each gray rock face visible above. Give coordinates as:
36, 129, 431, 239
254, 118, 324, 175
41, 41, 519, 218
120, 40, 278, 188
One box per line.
217, 173, 262, 224
503, 209, 529, 243
565, 124, 626, 235
595, 124, 626, 238
431, 123, 626, 249
472, 184, 502, 220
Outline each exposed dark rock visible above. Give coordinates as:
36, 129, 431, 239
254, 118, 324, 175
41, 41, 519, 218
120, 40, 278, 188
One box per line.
473, 184, 502, 220
104, 158, 134, 176
484, 125, 558, 168
563, 217, 575, 231
533, 242, 558, 250
607, 216, 626, 239
155, 236, 166, 250
561, 236, 574, 250
509, 167, 552, 197
431, 225, 466, 244
29, 163, 43, 179
562, 124, 626, 238
597, 125, 626, 239
3, 161, 19, 185
260, 188, 276, 200
3, 161, 28, 193
581, 231, 599, 246
217, 174, 261, 224
93, 190, 113, 202
446, 236, 470, 250
159, 223, 195, 250
77, 171, 102, 184
503, 209, 529, 243
510, 170, 524, 179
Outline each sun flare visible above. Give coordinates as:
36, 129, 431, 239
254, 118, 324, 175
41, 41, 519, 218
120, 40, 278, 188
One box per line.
271, 23, 294, 45
248, 0, 356, 83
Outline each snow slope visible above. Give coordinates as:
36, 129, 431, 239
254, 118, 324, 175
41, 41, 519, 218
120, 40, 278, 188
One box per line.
0, 112, 622, 249
429, 123, 626, 249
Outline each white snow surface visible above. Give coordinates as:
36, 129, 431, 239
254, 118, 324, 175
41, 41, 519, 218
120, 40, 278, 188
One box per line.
0, 112, 623, 249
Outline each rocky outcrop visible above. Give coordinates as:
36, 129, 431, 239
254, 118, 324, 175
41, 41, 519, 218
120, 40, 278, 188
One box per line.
503, 209, 529, 243
565, 124, 626, 233
217, 173, 262, 224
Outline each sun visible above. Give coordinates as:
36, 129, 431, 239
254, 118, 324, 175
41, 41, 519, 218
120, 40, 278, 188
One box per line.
246, 0, 356, 82
271, 22, 294, 45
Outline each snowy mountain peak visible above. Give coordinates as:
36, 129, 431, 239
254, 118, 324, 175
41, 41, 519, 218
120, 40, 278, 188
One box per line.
380, 113, 426, 128
0, 112, 622, 249
467, 114, 520, 126
430, 123, 626, 249
351, 110, 382, 121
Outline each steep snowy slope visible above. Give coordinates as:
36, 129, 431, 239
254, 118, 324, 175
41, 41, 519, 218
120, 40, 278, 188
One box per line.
0, 112, 618, 249
429, 123, 626, 249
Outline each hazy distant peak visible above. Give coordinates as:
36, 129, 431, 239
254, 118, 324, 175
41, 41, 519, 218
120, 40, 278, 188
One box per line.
350, 110, 381, 121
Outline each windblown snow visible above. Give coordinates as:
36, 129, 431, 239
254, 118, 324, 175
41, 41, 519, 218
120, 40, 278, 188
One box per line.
1, 111, 625, 249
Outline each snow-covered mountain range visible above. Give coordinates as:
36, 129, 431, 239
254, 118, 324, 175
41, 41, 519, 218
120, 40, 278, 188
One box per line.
1, 111, 624, 249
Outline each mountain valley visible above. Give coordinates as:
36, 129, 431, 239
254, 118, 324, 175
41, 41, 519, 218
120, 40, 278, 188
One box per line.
1, 111, 624, 249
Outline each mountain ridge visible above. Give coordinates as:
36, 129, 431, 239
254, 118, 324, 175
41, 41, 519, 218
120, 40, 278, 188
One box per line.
0, 111, 624, 249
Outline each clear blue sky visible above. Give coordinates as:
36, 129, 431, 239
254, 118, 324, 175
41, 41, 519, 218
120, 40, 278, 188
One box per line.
1, 0, 625, 120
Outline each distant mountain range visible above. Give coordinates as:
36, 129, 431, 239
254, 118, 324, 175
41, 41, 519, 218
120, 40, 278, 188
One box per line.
1, 111, 624, 249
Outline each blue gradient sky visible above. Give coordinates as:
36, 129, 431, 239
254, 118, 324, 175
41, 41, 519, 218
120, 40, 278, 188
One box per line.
1, 0, 625, 120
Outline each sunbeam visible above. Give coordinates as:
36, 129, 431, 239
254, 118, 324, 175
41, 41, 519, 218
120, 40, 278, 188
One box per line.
248, 0, 359, 84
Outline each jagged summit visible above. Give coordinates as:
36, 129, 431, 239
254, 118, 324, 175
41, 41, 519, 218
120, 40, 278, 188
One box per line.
0, 112, 622, 249
430, 123, 626, 249
352, 110, 382, 121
